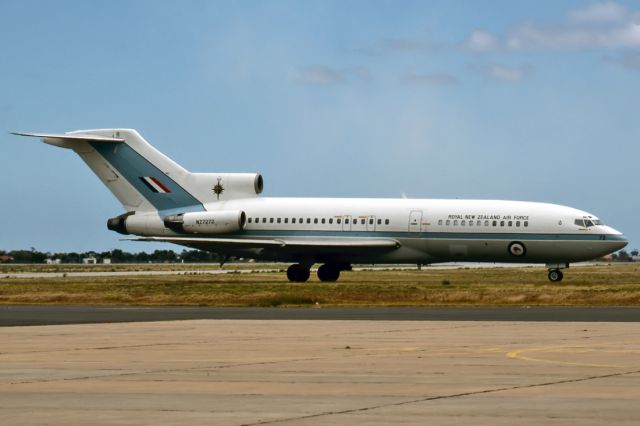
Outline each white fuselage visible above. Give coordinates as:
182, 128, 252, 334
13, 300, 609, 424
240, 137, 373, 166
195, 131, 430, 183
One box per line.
130, 197, 627, 265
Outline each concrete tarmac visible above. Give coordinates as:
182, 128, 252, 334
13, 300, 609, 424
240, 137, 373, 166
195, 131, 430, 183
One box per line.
2, 319, 640, 425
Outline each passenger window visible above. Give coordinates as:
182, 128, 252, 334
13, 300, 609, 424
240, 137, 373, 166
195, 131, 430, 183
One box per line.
484, 220, 489, 226
500, 221, 504, 226
461, 220, 466, 226
438, 220, 443, 225
446, 220, 450, 226
369, 218, 374, 225
377, 219, 382, 225
476, 220, 481, 226
284, 218, 288, 224
277, 218, 281, 223
516, 221, 520, 227
454, 220, 458, 226
508, 221, 512, 227
299, 218, 303, 223
345, 218, 349, 224
524, 221, 529, 227
385, 219, 390, 225
329, 218, 333, 224
314, 218, 318, 224
337, 218, 342, 224
248, 218, 252, 223
307, 218, 311, 224
361, 218, 365, 225
292, 218, 296, 224
262, 218, 267, 223
321, 218, 325, 224
270, 218, 274, 223
468, 220, 473, 227
492, 221, 497, 226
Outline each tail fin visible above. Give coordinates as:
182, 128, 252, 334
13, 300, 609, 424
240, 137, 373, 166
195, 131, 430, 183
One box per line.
13, 129, 263, 213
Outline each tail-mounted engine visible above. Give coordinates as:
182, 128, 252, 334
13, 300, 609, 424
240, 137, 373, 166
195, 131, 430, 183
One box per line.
163, 210, 246, 234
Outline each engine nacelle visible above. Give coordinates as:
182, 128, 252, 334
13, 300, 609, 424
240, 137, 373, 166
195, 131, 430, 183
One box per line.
164, 210, 246, 234
107, 211, 169, 236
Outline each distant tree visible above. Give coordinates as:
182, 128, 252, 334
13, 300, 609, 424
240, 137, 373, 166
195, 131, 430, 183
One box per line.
150, 250, 178, 263
631, 249, 639, 257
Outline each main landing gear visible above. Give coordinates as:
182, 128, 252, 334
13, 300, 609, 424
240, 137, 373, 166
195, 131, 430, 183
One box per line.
286, 264, 310, 282
286, 263, 351, 282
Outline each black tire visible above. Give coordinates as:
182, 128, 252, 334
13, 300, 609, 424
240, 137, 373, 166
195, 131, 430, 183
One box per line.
287, 264, 310, 282
548, 269, 563, 282
317, 264, 340, 282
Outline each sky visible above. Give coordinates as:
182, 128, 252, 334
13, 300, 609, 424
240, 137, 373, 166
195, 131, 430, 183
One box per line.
1, 0, 639, 253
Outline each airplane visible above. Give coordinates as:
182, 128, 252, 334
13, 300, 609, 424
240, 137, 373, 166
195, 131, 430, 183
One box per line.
13, 129, 628, 282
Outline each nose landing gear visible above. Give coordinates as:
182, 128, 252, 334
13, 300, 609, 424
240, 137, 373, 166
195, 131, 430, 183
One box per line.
546, 263, 568, 282
548, 269, 564, 282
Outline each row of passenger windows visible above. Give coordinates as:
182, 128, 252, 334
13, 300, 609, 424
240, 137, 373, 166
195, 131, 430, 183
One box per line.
438, 219, 529, 228
247, 217, 391, 225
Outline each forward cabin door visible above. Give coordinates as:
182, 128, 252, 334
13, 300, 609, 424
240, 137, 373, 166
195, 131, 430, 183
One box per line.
409, 210, 422, 233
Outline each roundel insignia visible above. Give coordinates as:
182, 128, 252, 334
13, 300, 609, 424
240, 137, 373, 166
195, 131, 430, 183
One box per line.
508, 241, 526, 257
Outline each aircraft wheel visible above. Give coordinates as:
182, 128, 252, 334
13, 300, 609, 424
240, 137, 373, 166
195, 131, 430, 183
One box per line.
548, 269, 563, 282
287, 264, 310, 282
317, 264, 340, 282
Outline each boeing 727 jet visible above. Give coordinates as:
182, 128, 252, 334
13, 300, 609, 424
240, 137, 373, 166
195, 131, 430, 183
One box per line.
14, 129, 627, 282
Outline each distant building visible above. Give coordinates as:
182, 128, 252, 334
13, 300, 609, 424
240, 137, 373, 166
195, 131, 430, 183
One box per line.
45, 259, 62, 265
102, 258, 111, 264
0, 255, 13, 263
82, 257, 97, 264
632, 256, 640, 263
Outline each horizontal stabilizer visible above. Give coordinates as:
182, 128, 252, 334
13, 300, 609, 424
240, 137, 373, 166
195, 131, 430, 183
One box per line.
11, 132, 125, 143
127, 236, 401, 250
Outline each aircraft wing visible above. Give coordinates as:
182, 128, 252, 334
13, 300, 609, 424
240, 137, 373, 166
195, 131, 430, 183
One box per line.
127, 236, 400, 251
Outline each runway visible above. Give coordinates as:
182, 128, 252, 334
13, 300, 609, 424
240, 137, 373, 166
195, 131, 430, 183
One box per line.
2, 318, 639, 425
2, 305, 640, 326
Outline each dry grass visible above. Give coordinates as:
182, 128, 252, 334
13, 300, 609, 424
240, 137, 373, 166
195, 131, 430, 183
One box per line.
1, 263, 639, 307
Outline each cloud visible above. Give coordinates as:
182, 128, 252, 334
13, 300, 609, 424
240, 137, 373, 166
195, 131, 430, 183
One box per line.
294, 66, 344, 85
400, 72, 457, 87
473, 64, 532, 82
505, 21, 640, 50
293, 65, 371, 86
381, 38, 432, 52
466, 30, 500, 52
463, 1, 640, 51
605, 51, 640, 69
352, 37, 433, 56
569, 1, 625, 23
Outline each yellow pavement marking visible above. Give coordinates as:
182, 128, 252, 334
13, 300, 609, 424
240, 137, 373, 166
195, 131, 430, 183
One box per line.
506, 345, 633, 369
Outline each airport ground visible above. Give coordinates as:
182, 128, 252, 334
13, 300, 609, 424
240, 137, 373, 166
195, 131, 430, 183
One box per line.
2, 318, 640, 425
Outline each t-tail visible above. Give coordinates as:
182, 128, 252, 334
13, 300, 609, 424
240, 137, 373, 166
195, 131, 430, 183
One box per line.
12, 129, 263, 233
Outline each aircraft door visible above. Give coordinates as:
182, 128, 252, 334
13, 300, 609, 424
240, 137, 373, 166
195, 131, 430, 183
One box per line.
409, 210, 422, 233
342, 215, 352, 231
367, 215, 376, 232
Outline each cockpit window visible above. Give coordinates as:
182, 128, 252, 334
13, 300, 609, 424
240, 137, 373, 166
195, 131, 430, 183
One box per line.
575, 218, 604, 227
